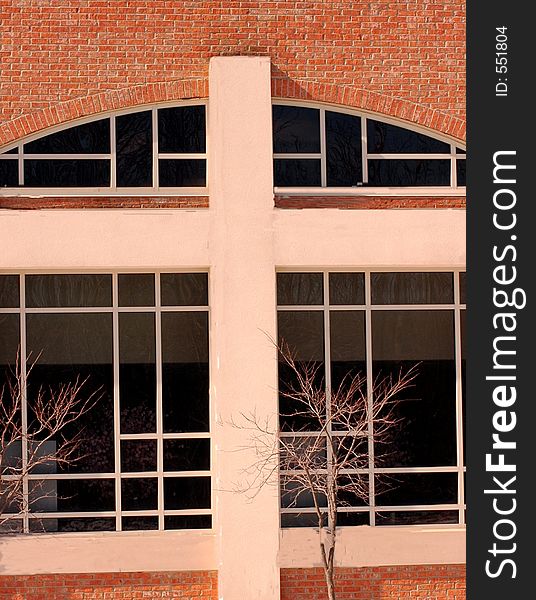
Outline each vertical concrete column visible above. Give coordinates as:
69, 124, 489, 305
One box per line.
208, 57, 280, 599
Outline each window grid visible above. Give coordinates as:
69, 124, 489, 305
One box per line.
277, 269, 466, 527
0, 102, 208, 196
0, 271, 211, 533
272, 101, 466, 194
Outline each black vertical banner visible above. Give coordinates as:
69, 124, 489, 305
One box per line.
468, 1, 535, 598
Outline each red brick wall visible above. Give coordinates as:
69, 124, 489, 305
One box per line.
0, 0, 465, 146
281, 565, 466, 600
0, 571, 218, 600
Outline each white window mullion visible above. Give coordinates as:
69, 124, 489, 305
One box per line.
320, 109, 327, 187
152, 108, 158, 193
155, 274, 165, 530
112, 274, 122, 531
18, 144, 24, 186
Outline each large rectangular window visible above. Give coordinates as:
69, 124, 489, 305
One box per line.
277, 270, 465, 527
0, 272, 210, 534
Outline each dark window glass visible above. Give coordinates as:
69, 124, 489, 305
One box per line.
121, 440, 157, 472
375, 473, 457, 506
278, 310, 324, 431
122, 516, 158, 531
337, 474, 369, 506
376, 511, 458, 526
329, 273, 364, 305
277, 272, 323, 305
163, 439, 210, 471
26, 313, 114, 473
163, 476, 211, 509
118, 273, 155, 307
337, 512, 370, 526
273, 105, 320, 153
25, 274, 112, 307
0, 315, 20, 449
367, 159, 450, 187
158, 159, 206, 187
161, 273, 208, 307
1, 438, 22, 473
29, 479, 115, 512
330, 311, 366, 396
119, 313, 156, 434
281, 480, 327, 509
274, 159, 321, 186
461, 309, 466, 465
162, 312, 209, 433
372, 310, 456, 467
281, 513, 326, 528
158, 106, 206, 153
121, 478, 158, 510
24, 119, 110, 154
459, 272, 466, 304
457, 159, 466, 186
326, 111, 362, 186
0, 520, 23, 534
0, 275, 20, 307
164, 515, 211, 530
2, 148, 18, 154
367, 120, 450, 154
116, 111, 152, 187
0, 160, 18, 187
29, 517, 115, 533
371, 272, 454, 304
456, 147, 466, 154
24, 159, 110, 187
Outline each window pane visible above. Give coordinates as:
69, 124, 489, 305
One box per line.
278, 311, 325, 431
24, 159, 110, 187
116, 111, 153, 187
118, 273, 155, 307
158, 106, 206, 153
329, 273, 364, 305
162, 312, 209, 433
26, 313, 114, 473
461, 309, 466, 465
24, 119, 110, 154
29, 479, 115, 512
274, 159, 321, 186
337, 512, 370, 526
372, 310, 456, 467
29, 517, 115, 533
163, 439, 210, 471
457, 159, 466, 186
119, 313, 156, 434
2, 148, 18, 154
25, 274, 112, 307
367, 159, 450, 187
0, 275, 20, 307
330, 311, 366, 394
164, 515, 211, 530
281, 513, 326, 528
459, 272, 466, 304
121, 478, 158, 510
367, 120, 449, 154
277, 272, 323, 305
164, 476, 211, 509
273, 105, 320, 153
121, 440, 157, 472
456, 147, 466, 154
122, 516, 158, 531
371, 272, 454, 304
0, 160, 18, 187
375, 472, 457, 505
376, 511, 458, 526
158, 159, 206, 187
326, 111, 362, 186
161, 273, 208, 306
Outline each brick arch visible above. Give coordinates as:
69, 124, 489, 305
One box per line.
271, 78, 466, 143
0, 78, 208, 148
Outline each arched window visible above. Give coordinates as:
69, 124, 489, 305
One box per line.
0, 103, 207, 194
272, 102, 465, 192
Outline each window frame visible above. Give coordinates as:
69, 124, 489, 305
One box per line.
276, 267, 466, 528
272, 100, 466, 196
0, 101, 209, 197
0, 269, 213, 534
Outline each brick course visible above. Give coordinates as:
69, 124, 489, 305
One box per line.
280, 565, 466, 600
0, 571, 218, 600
